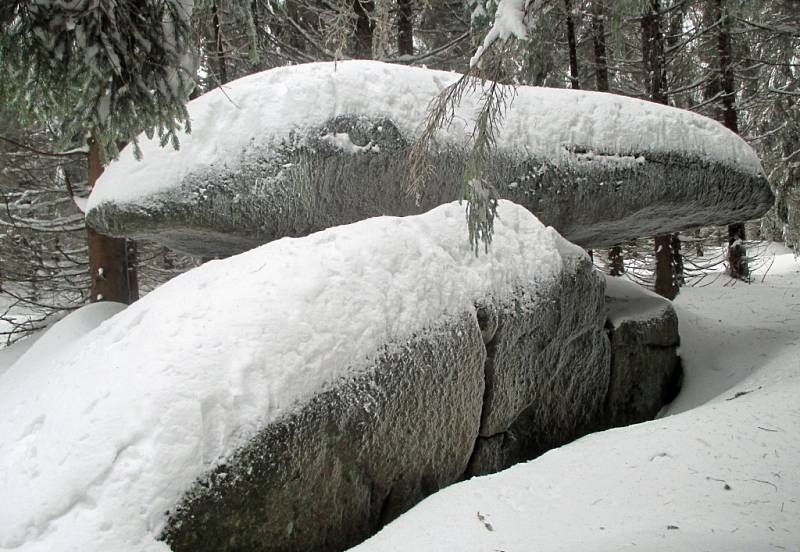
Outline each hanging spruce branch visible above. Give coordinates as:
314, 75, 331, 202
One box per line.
407, 0, 551, 254
0, 0, 196, 161
408, 46, 518, 254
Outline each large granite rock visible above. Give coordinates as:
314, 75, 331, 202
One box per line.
163, 259, 687, 552
604, 276, 683, 426
1, 201, 686, 552
6, 201, 645, 552
86, 61, 773, 257
162, 253, 614, 551
467, 274, 685, 478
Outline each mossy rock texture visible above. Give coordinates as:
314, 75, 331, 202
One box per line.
162, 313, 487, 552
467, 258, 611, 476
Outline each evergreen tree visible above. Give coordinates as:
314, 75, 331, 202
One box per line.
709, 0, 749, 280
0, 0, 196, 304
0, 0, 195, 160
0, 112, 196, 343
0, 115, 90, 342
642, 0, 680, 299
564, 0, 581, 89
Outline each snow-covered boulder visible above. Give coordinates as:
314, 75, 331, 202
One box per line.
604, 277, 682, 427
2, 202, 616, 552
160, 205, 611, 552
163, 311, 487, 552
465, 276, 683, 478
85, 61, 773, 257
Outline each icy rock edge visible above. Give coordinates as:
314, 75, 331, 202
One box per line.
85, 61, 774, 257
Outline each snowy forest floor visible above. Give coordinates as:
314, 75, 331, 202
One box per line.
353, 243, 800, 552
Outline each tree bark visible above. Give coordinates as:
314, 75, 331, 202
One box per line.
592, 0, 621, 273
641, 0, 667, 105
643, 0, 678, 299
712, 0, 748, 280
591, 0, 609, 92
670, 233, 685, 286
565, 0, 580, 89
211, 0, 228, 85
715, 0, 738, 134
654, 235, 677, 299
87, 140, 138, 304
608, 246, 624, 276
353, 0, 375, 59
397, 0, 413, 56
666, 3, 685, 287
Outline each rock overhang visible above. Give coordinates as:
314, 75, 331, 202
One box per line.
85, 61, 773, 256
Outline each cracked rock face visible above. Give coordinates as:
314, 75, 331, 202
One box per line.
86, 62, 774, 257
467, 259, 611, 477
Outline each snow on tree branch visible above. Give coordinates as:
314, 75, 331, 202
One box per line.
470, 0, 549, 68
0, 0, 197, 161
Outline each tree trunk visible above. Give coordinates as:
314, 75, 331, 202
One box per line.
712, 0, 748, 280
641, 0, 667, 104
592, 0, 621, 273
643, 0, 678, 299
397, 0, 413, 56
353, 0, 375, 59
249, 0, 263, 70
87, 140, 138, 304
670, 233, 685, 286
591, 0, 609, 92
211, 0, 228, 85
565, 0, 580, 89
694, 230, 704, 257
654, 235, 677, 299
666, 2, 685, 285
608, 246, 624, 276
715, 0, 739, 134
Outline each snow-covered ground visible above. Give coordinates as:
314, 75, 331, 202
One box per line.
0, 334, 38, 379
0, 303, 125, 379
0, 301, 42, 377
352, 245, 800, 552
